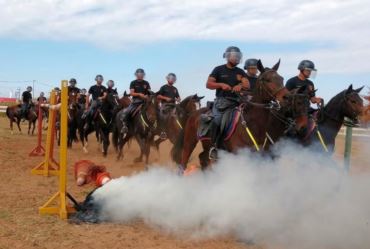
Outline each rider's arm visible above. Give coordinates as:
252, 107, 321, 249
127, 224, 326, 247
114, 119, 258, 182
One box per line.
157, 94, 172, 102
206, 76, 230, 90
240, 76, 250, 90
98, 92, 107, 100
130, 89, 145, 99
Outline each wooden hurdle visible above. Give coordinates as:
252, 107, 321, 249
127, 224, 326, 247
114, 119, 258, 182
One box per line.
31, 90, 59, 176
38, 80, 75, 219
29, 103, 46, 156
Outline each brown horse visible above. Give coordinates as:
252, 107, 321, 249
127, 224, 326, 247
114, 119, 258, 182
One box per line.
6, 103, 37, 135
154, 94, 204, 149
172, 60, 308, 171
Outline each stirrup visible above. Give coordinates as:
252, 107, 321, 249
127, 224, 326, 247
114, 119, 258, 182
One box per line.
209, 146, 218, 161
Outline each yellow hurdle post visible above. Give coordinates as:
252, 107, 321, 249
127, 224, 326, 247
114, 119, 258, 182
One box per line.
38, 80, 75, 219
31, 90, 60, 176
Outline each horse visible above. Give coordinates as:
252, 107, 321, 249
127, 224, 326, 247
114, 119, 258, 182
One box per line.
262, 85, 311, 150
67, 90, 80, 147
300, 84, 364, 152
6, 103, 37, 135
172, 60, 309, 171
113, 93, 159, 164
154, 94, 204, 149
79, 91, 122, 156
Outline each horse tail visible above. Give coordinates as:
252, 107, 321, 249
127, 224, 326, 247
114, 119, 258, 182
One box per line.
171, 129, 185, 164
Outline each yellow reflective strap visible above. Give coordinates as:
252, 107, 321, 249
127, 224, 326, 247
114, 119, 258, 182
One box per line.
175, 119, 183, 129
316, 130, 329, 152
99, 113, 107, 125
245, 127, 260, 151
140, 114, 149, 128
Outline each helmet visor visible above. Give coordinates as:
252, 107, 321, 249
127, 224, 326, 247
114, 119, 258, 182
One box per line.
225, 51, 242, 64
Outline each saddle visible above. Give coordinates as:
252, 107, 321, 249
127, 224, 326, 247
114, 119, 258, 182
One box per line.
197, 105, 241, 142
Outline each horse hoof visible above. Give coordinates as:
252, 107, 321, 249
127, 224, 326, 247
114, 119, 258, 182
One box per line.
83, 147, 88, 154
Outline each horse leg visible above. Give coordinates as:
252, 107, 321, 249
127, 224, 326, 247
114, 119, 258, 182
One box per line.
16, 119, 21, 134
101, 129, 110, 157
32, 120, 36, 135
117, 133, 131, 160
144, 138, 151, 165
9, 118, 14, 135
28, 121, 31, 135
180, 134, 199, 171
134, 136, 145, 163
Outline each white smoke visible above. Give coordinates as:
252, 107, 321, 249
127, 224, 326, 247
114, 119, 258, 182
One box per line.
92, 140, 370, 249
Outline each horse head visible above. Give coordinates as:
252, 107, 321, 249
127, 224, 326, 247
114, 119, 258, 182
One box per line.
255, 59, 288, 102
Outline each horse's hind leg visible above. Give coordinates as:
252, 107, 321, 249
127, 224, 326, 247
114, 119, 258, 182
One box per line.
28, 121, 31, 135
32, 121, 36, 135
9, 119, 14, 134
16, 119, 21, 134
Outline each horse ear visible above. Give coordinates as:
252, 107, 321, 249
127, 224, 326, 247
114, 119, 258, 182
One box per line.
346, 84, 353, 94
272, 59, 281, 71
257, 59, 265, 73
198, 96, 205, 100
297, 84, 307, 94
355, 86, 364, 93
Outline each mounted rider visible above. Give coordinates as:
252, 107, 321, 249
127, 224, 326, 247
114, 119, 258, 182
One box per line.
285, 60, 323, 105
83, 75, 107, 128
119, 68, 151, 133
78, 88, 87, 109
244, 58, 259, 91
106, 80, 118, 95
21, 86, 33, 121
207, 46, 250, 159
68, 78, 80, 99
157, 72, 181, 139
37, 92, 47, 104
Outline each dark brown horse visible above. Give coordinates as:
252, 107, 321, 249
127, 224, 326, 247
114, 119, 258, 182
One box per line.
113, 93, 159, 164
300, 84, 364, 152
154, 94, 204, 149
6, 103, 37, 135
172, 60, 308, 171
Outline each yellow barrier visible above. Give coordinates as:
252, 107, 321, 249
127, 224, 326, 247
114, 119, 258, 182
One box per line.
38, 80, 75, 219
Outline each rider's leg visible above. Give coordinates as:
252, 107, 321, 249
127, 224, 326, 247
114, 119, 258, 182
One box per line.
119, 103, 135, 133
209, 99, 222, 160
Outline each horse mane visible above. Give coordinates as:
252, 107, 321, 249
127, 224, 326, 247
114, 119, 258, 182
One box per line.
179, 95, 194, 109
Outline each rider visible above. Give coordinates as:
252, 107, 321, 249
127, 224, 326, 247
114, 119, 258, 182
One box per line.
285, 60, 322, 104
157, 73, 181, 139
83, 75, 107, 127
21, 86, 33, 121
106, 80, 118, 94
207, 46, 250, 160
78, 88, 87, 108
37, 92, 47, 104
68, 78, 80, 98
244, 58, 259, 91
119, 68, 151, 133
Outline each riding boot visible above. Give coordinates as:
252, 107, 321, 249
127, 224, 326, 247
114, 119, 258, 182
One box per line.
209, 121, 220, 160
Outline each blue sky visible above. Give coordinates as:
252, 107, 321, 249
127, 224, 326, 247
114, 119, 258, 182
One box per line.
0, 0, 369, 102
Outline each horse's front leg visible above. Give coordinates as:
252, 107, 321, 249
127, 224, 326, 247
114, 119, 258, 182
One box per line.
134, 135, 145, 163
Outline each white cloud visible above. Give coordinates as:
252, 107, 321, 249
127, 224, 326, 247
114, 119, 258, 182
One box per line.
0, 0, 370, 73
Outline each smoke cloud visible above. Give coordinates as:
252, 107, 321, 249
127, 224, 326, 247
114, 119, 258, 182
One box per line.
92, 140, 370, 249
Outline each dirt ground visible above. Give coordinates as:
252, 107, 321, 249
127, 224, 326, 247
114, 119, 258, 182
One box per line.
0, 117, 369, 249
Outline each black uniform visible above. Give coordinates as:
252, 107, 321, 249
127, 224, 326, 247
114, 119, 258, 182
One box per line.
210, 64, 247, 99
285, 76, 316, 96
158, 84, 180, 103
78, 95, 86, 105
68, 86, 80, 96
21, 91, 32, 118
22, 91, 32, 103
88, 85, 107, 100
246, 74, 258, 91
107, 88, 118, 95
129, 80, 151, 102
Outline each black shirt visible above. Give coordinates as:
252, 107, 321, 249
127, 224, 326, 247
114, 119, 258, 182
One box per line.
129, 80, 151, 101
285, 76, 316, 96
68, 86, 80, 96
22, 91, 32, 103
209, 64, 247, 98
246, 74, 258, 91
88, 85, 107, 100
107, 88, 118, 95
158, 84, 180, 103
